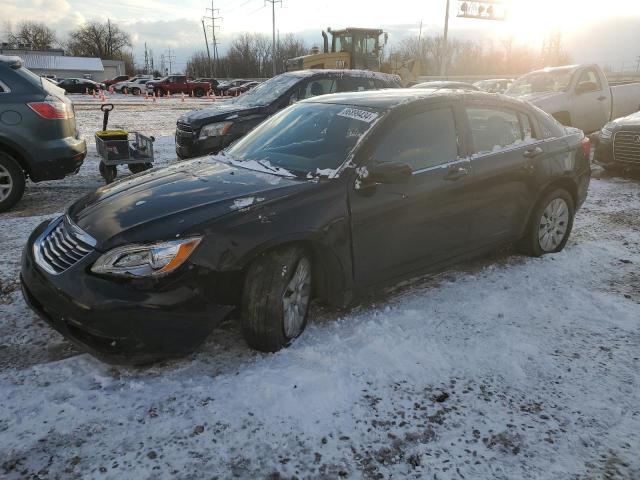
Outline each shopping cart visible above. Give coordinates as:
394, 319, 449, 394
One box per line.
95, 103, 155, 184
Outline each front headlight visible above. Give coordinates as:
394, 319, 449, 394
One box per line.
199, 121, 233, 140
91, 237, 201, 278
600, 123, 614, 140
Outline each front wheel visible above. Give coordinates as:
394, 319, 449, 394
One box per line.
241, 245, 313, 352
131, 87, 140, 95
0, 152, 26, 212
518, 189, 575, 257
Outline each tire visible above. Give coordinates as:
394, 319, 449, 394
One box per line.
194, 88, 205, 97
0, 152, 26, 212
99, 162, 117, 184
128, 163, 152, 174
518, 188, 575, 257
131, 87, 140, 95
241, 245, 313, 352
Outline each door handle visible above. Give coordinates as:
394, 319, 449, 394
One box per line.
523, 146, 543, 158
597, 95, 607, 101
444, 166, 469, 181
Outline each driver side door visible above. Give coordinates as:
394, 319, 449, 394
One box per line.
572, 67, 610, 133
348, 103, 474, 286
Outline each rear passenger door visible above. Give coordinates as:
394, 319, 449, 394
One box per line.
349, 102, 474, 284
464, 104, 541, 245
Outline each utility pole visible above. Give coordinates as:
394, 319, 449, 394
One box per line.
201, 18, 213, 77
205, 1, 222, 77
265, 0, 282, 77
165, 48, 175, 75
440, 0, 450, 76
144, 42, 149, 75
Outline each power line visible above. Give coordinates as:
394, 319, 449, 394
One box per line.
204, 1, 223, 76
264, 0, 282, 77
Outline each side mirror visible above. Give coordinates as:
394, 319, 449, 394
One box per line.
366, 163, 412, 184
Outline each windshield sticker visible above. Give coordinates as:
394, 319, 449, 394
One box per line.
337, 107, 378, 123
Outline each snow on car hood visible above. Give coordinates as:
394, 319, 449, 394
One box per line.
506, 91, 565, 106
178, 102, 263, 129
67, 157, 311, 249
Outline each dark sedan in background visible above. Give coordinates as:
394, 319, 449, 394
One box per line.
595, 111, 640, 170
22, 89, 590, 363
227, 80, 260, 96
57, 78, 105, 94
175, 69, 402, 159
217, 79, 251, 95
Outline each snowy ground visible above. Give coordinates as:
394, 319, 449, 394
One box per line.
1, 102, 639, 479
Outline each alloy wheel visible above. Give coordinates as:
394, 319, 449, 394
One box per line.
0, 164, 13, 202
538, 198, 569, 252
282, 257, 312, 338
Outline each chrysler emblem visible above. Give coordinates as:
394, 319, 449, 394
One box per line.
634, 135, 640, 144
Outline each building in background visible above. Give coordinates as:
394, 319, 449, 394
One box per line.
0, 46, 125, 81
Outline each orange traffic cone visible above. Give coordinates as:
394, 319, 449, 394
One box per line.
181, 92, 185, 102
92, 89, 96, 99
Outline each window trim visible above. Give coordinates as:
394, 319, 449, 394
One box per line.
575, 67, 603, 92
0, 80, 10, 93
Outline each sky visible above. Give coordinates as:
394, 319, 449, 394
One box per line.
3, 0, 640, 73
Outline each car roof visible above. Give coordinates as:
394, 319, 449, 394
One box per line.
301, 88, 533, 110
413, 81, 479, 90
284, 69, 399, 82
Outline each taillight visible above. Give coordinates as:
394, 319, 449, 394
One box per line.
581, 137, 591, 159
27, 97, 73, 120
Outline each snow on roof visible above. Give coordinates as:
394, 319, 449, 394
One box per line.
20, 54, 104, 72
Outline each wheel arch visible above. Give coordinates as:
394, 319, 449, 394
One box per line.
237, 235, 349, 308
520, 176, 578, 238
0, 137, 32, 177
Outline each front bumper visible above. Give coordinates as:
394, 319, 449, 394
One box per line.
21, 221, 234, 364
595, 133, 640, 170
175, 128, 225, 159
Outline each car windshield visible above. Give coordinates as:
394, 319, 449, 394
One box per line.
223, 102, 382, 177
232, 74, 301, 107
507, 69, 574, 95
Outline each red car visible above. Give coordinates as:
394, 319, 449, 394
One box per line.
146, 75, 212, 97
104, 75, 130, 87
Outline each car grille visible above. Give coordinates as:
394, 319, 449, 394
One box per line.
34, 217, 96, 275
176, 122, 195, 147
613, 130, 640, 164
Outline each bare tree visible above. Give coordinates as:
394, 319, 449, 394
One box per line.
66, 20, 131, 59
7, 21, 58, 50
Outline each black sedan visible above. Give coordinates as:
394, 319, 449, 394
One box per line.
217, 79, 251, 95
57, 78, 105, 94
595, 112, 640, 170
227, 81, 260, 96
21, 89, 591, 363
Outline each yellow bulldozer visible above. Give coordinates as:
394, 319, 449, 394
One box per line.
285, 27, 421, 87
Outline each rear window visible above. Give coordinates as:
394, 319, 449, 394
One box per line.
14, 65, 44, 89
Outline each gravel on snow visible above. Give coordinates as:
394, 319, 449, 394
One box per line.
0, 101, 639, 479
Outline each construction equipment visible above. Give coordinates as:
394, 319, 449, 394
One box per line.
285, 27, 421, 87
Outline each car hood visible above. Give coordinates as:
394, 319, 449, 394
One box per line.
506, 90, 565, 105
178, 102, 264, 128
68, 157, 309, 249
613, 111, 640, 128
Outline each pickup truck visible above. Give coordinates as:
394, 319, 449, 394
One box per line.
146, 75, 211, 97
506, 64, 640, 133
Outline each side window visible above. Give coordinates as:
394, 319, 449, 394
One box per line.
576, 69, 602, 93
372, 108, 458, 171
466, 107, 523, 154
340, 77, 376, 92
300, 78, 338, 99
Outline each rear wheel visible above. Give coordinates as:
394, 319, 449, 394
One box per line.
0, 152, 26, 212
518, 188, 575, 257
194, 88, 205, 97
241, 245, 312, 352
131, 87, 140, 95
99, 162, 117, 184
128, 163, 152, 174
